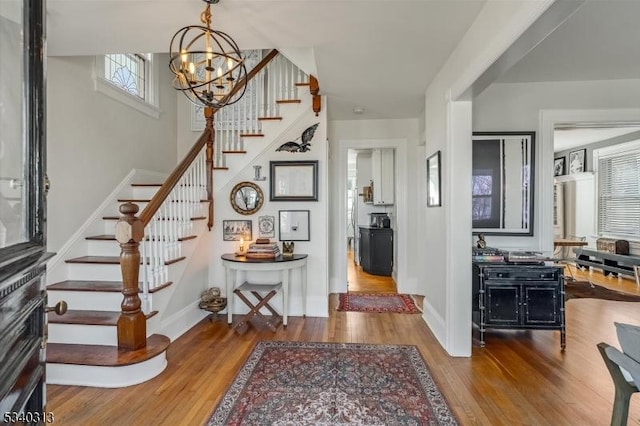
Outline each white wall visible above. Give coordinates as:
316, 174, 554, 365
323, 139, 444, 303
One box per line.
328, 118, 421, 295
47, 55, 178, 251
473, 79, 640, 250
209, 107, 329, 317
422, 1, 554, 355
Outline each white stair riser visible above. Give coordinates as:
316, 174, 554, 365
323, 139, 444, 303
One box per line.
132, 186, 161, 200
48, 323, 117, 345
67, 263, 124, 281
87, 240, 121, 256
47, 353, 167, 388
48, 290, 123, 312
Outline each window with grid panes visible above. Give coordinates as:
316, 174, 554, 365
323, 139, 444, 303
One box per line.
104, 54, 148, 100
596, 141, 640, 240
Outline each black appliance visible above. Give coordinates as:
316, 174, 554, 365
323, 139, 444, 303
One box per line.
369, 213, 390, 228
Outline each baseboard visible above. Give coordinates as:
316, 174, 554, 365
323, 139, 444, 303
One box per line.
421, 298, 447, 350
158, 300, 209, 342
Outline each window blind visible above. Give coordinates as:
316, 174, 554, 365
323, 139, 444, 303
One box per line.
598, 150, 640, 239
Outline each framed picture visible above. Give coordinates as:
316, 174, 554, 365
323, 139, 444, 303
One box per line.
279, 210, 310, 241
554, 157, 566, 176
258, 215, 275, 238
472, 131, 535, 236
270, 160, 318, 201
222, 220, 252, 241
426, 151, 441, 207
569, 149, 586, 174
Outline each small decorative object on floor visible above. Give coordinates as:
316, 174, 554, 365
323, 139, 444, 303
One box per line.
207, 341, 458, 425
282, 241, 295, 258
337, 293, 421, 313
476, 233, 487, 249
199, 287, 227, 320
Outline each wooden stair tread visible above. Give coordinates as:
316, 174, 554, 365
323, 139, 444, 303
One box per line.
65, 256, 186, 266
239, 133, 264, 137
213, 167, 229, 170
86, 234, 196, 242
48, 280, 125, 292
47, 280, 173, 294
116, 199, 209, 203
221, 150, 247, 154
47, 334, 170, 367
257, 117, 283, 121
130, 183, 162, 187
295, 82, 310, 87
48, 310, 159, 326
276, 99, 302, 104
102, 215, 206, 221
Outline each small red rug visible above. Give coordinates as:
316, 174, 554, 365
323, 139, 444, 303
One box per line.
337, 292, 421, 313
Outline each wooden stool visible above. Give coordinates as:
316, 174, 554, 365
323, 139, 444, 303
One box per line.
232, 282, 283, 334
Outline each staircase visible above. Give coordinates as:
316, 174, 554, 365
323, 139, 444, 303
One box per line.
45, 50, 320, 387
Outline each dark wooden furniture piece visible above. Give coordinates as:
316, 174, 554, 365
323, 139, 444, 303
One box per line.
359, 226, 393, 276
232, 282, 283, 333
1, 0, 52, 418
472, 263, 566, 349
575, 248, 640, 278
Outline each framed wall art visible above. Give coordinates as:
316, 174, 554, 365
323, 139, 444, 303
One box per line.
270, 160, 318, 201
279, 210, 310, 241
426, 151, 441, 207
222, 220, 252, 241
554, 157, 566, 176
472, 131, 535, 236
569, 149, 586, 174
258, 215, 275, 238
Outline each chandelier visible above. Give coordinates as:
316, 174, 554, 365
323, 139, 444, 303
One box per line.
169, 0, 247, 108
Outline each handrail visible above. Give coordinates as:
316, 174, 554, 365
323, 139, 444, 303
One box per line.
139, 127, 212, 226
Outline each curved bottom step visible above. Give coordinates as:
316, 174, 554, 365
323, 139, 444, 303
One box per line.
47, 334, 170, 388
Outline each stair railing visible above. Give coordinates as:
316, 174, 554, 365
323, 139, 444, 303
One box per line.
114, 49, 283, 350
212, 51, 312, 168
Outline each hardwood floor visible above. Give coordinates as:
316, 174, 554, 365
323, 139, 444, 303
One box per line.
347, 248, 397, 293
47, 264, 640, 425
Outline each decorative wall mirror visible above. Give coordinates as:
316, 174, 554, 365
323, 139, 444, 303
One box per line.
472, 131, 535, 236
230, 181, 264, 215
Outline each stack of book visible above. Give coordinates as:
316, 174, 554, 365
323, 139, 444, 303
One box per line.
472, 247, 505, 263
245, 239, 281, 259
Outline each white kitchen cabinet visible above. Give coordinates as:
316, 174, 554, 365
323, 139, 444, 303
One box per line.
371, 148, 394, 205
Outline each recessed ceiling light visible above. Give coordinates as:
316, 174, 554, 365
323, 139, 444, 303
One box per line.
353, 106, 364, 114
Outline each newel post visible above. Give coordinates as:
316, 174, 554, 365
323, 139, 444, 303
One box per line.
205, 106, 214, 230
115, 202, 147, 350
310, 75, 321, 117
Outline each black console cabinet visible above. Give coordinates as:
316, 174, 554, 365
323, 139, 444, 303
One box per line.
472, 263, 566, 349
359, 227, 393, 276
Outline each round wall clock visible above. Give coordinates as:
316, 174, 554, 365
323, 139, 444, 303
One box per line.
258, 215, 275, 238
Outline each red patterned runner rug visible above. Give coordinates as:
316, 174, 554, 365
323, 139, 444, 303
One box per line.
208, 341, 458, 425
336, 292, 421, 313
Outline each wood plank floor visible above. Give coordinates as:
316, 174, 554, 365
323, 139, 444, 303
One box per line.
347, 248, 397, 293
47, 264, 640, 425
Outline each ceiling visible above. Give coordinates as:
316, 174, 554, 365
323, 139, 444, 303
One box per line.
46, 1, 640, 122
47, 0, 485, 121
554, 127, 640, 152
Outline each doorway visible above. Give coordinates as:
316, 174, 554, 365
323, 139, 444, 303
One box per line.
346, 148, 397, 293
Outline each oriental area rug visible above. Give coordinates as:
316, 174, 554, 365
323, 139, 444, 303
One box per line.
208, 341, 457, 425
565, 280, 640, 302
336, 293, 421, 313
